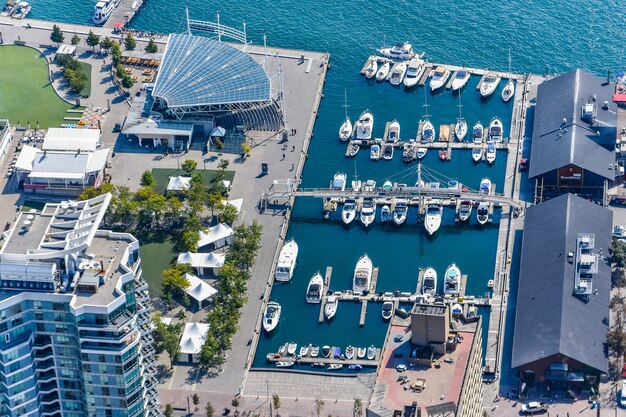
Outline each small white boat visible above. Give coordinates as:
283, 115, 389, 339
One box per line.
370, 143, 381, 160
383, 180, 393, 190
357, 347, 367, 359
451, 69, 470, 91
324, 296, 338, 320
389, 62, 407, 86
471, 146, 483, 162
330, 172, 347, 191
416, 147, 427, 160
424, 204, 443, 235
13, 0, 30, 18
366, 345, 377, 360
276, 361, 294, 368
477, 202, 489, 225
380, 205, 391, 223
345, 346, 355, 360
472, 121, 484, 144
455, 119, 467, 141
262, 301, 281, 332
348, 143, 360, 157
306, 272, 324, 304
430, 66, 450, 91
488, 117, 503, 143
382, 301, 394, 320
327, 364, 343, 370
348, 364, 363, 371
360, 199, 376, 228
311, 362, 325, 368
387, 120, 400, 142
480, 177, 492, 195
421, 120, 435, 143
299, 345, 310, 356
403, 59, 425, 88
342, 199, 357, 225
365, 60, 378, 79
287, 342, 297, 355
275, 239, 298, 282
311, 345, 320, 357
353, 254, 373, 293
443, 263, 461, 295
322, 345, 331, 358
376, 61, 391, 81
502, 78, 515, 102
393, 200, 408, 225
485, 143, 496, 164
458, 201, 472, 222
355, 110, 374, 140
378, 42, 419, 61
480, 74, 500, 97
362, 179, 376, 192
382, 144, 394, 160
339, 90, 352, 142
422, 267, 437, 295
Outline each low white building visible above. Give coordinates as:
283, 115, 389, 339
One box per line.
197, 223, 234, 250
178, 322, 209, 363
177, 252, 225, 276
183, 273, 217, 310
42, 128, 101, 152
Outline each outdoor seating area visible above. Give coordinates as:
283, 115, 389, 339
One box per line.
120, 55, 161, 69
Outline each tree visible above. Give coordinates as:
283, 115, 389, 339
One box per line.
110, 42, 122, 65
100, 36, 113, 54
162, 325, 181, 368
124, 33, 137, 51
213, 137, 223, 150
140, 170, 155, 187
272, 394, 281, 415
50, 25, 64, 46
314, 398, 325, 417
176, 309, 187, 321
607, 328, 626, 358
192, 394, 200, 411
145, 38, 158, 53
86, 31, 100, 51
164, 404, 174, 417
231, 398, 239, 411
217, 203, 239, 225
205, 402, 214, 417
162, 267, 190, 295
121, 74, 134, 89
218, 159, 230, 170
179, 230, 199, 252
611, 239, 626, 268
353, 398, 363, 417
71, 33, 81, 46
240, 143, 251, 157
181, 159, 197, 175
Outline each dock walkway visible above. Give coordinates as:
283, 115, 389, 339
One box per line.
103, 0, 144, 28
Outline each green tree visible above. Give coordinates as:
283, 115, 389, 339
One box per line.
164, 404, 174, 417
50, 24, 64, 46
240, 143, 251, 157
611, 239, 626, 268
217, 203, 239, 225
110, 42, 122, 65
213, 137, 223, 150
124, 33, 137, 51
140, 170, 155, 187
121, 74, 134, 89
80, 182, 115, 200
607, 328, 626, 357
86, 31, 100, 51
218, 159, 230, 170
192, 394, 200, 411
231, 398, 239, 411
162, 267, 190, 295
145, 38, 159, 53
100, 36, 113, 53
314, 398, 325, 417
71, 33, 81, 46
181, 159, 198, 175
272, 394, 281, 415
353, 398, 363, 417
205, 402, 214, 417
162, 325, 181, 368
179, 230, 199, 252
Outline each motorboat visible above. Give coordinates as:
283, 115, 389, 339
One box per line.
472, 121, 484, 144
262, 301, 281, 332
352, 177, 362, 192
480, 177, 492, 195
353, 254, 373, 293
324, 295, 338, 320
416, 147, 427, 160
488, 117, 503, 143
382, 144, 394, 160
451, 69, 470, 91
306, 272, 324, 304
348, 143, 360, 157
443, 263, 461, 295
387, 120, 400, 142
380, 205, 391, 222
424, 204, 443, 235
339, 90, 352, 142
348, 364, 363, 371
455, 119, 467, 141
330, 172, 347, 191
439, 149, 448, 161
378, 42, 420, 61
403, 59, 425, 88
328, 364, 343, 370
480, 74, 500, 97
382, 301, 394, 320
365, 60, 378, 79
299, 345, 310, 356
276, 361, 294, 368
366, 345, 377, 360
357, 347, 366, 359
287, 342, 297, 355
502, 78, 515, 102
402, 143, 416, 162
333, 346, 341, 358
322, 345, 331, 358
383, 180, 393, 190
345, 346, 355, 360
472, 146, 483, 162
430, 66, 450, 91
370, 142, 381, 160
93, 0, 118, 24
311, 362, 325, 368
275, 239, 298, 282
477, 202, 489, 225
393, 200, 408, 225
488, 279, 494, 288
458, 201, 472, 222
311, 345, 320, 357
376, 61, 391, 81
342, 199, 357, 225
485, 143, 496, 164
451, 303, 463, 315
389, 62, 407, 86
422, 267, 437, 295
362, 179, 376, 192
355, 110, 374, 140
12, 0, 30, 18
360, 199, 376, 227
421, 120, 435, 143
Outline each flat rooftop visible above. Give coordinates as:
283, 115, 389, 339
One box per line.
2, 211, 49, 255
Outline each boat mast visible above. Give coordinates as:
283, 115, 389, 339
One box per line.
508, 48, 512, 78
423, 88, 430, 118
343, 89, 349, 120
457, 90, 463, 121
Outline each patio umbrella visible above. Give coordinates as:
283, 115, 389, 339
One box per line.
114, 22, 123, 28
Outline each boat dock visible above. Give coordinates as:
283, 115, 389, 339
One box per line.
358, 267, 379, 326
318, 267, 333, 323
103, 0, 145, 28
265, 346, 380, 368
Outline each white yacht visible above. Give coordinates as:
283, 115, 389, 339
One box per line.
330, 172, 347, 191
370, 142, 381, 160
362, 179, 377, 192
306, 272, 324, 304
430, 66, 450, 91
422, 267, 437, 295
502, 78, 515, 102
339, 91, 352, 142
262, 301, 281, 332
342, 199, 357, 225
376, 61, 391, 81
365, 59, 378, 79
472, 121, 484, 144
387, 120, 400, 142
355, 110, 374, 140
93, 0, 118, 24
424, 204, 443, 235
485, 143, 496, 164
378, 42, 420, 61
480, 177, 492, 195
488, 117, 503, 143
451, 69, 470, 91
477, 202, 489, 225
393, 200, 408, 225
353, 255, 373, 293
458, 201, 472, 222
366, 345, 377, 360
382, 301, 394, 320
389, 62, 407, 86
324, 296, 338, 320
382, 143, 394, 160
416, 147, 427, 160
275, 239, 298, 282
480, 74, 500, 97
471, 146, 483, 162
421, 120, 435, 143
380, 205, 391, 222
360, 198, 376, 227
403, 59, 425, 88
455, 119, 467, 141
443, 263, 461, 296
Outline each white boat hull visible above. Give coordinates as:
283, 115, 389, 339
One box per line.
472, 148, 483, 162
455, 120, 467, 141
502, 79, 515, 102
422, 267, 437, 295
353, 255, 373, 293
339, 118, 352, 142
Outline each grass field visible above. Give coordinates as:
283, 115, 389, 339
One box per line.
139, 233, 177, 298
78, 62, 92, 98
0, 45, 77, 128
151, 168, 235, 195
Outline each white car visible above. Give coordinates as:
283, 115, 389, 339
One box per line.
613, 225, 626, 239
520, 402, 547, 414
620, 380, 626, 408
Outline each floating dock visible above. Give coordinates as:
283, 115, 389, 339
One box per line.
104, 0, 145, 28
266, 345, 380, 368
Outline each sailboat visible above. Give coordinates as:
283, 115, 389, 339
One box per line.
420, 89, 435, 143
338, 90, 352, 142
455, 92, 467, 141
351, 162, 361, 192
365, 59, 378, 79
502, 49, 515, 102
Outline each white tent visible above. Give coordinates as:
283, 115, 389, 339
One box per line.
177, 252, 226, 275
197, 223, 234, 249
210, 126, 226, 137
226, 198, 243, 215
183, 273, 217, 310
56, 44, 76, 56
178, 322, 209, 363
167, 175, 191, 191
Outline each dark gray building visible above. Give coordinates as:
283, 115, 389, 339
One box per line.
529, 69, 617, 194
512, 193, 612, 386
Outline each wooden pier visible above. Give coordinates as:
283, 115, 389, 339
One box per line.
445, 71, 457, 90
104, 0, 144, 28
319, 267, 333, 323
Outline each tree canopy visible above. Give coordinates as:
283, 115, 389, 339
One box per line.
50, 25, 64, 46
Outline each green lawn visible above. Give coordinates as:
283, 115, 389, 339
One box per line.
151, 168, 235, 195
0, 45, 78, 128
139, 234, 177, 298
78, 62, 92, 98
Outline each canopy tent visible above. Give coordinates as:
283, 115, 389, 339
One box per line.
178, 322, 209, 363
183, 273, 217, 310
56, 44, 76, 56
227, 198, 243, 214
167, 175, 191, 191
177, 251, 225, 275
197, 223, 234, 250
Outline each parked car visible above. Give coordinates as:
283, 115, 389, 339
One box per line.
613, 225, 626, 239
520, 401, 547, 414
620, 380, 626, 408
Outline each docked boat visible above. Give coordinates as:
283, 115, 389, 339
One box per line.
348, 143, 360, 157
342, 199, 357, 225
321, 345, 331, 358
402, 143, 416, 162
471, 146, 483, 162
353, 254, 373, 293
472, 121, 484, 144
355, 111, 374, 140
488, 117, 503, 143
287, 342, 297, 355
382, 301, 394, 320
389, 62, 407, 86
311, 362, 325, 368
485, 143, 496, 164
376, 61, 391, 81
393, 200, 408, 225
365, 60, 378, 79
311, 345, 320, 357
362, 179, 376, 192
424, 204, 443, 235
12, 0, 30, 18
480, 74, 500, 97
430, 66, 450, 91
382, 144, 394, 160
330, 172, 347, 191
348, 364, 363, 371
339, 90, 352, 141
403, 59, 425, 88
382, 180, 393, 190
451, 69, 470, 91
502, 78, 515, 102
306, 272, 324, 304
439, 149, 448, 161
328, 364, 343, 370
477, 202, 489, 225
480, 177, 492, 195
422, 267, 437, 295
387, 120, 400, 142
275, 239, 298, 282
455, 119, 467, 141
299, 345, 310, 356
93, 0, 118, 24
262, 301, 281, 332
366, 345, 377, 360
416, 147, 427, 160
357, 347, 367, 359
380, 205, 391, 223
458, 201, 472, 222
443, 263, 461, 295
378, 42, 420, 61
345, 346, 355, 360
421, 120, 435, 143
360, 199, 376, 227
370, 142, 381, 160
276, 361, 294, 368
325, 295, 338, 319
